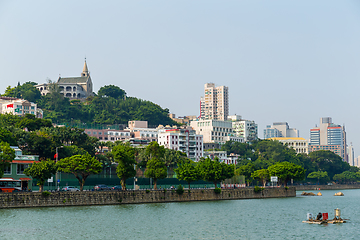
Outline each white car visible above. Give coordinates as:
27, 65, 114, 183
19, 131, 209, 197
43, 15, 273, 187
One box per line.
61, 186, 80, 191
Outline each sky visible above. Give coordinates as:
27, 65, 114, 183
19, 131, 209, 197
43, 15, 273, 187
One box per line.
1, 1, 360, 156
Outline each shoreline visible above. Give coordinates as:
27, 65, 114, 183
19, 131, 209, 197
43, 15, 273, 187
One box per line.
295, 184, 360, 191
0, 187, 295, 209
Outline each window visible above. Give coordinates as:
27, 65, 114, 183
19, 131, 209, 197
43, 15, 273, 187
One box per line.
4, 165, 11, 175
17, 164, 29, 174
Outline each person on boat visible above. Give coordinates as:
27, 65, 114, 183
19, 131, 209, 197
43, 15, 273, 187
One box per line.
316, 212, 322, 220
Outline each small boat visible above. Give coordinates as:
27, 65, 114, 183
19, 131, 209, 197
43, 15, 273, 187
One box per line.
303, 209, 348, 224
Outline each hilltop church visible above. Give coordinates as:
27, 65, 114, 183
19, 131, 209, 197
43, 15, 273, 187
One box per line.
36, 60, 93, 99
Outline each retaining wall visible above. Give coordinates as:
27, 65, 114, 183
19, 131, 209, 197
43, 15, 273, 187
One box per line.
0, 187, 295, 209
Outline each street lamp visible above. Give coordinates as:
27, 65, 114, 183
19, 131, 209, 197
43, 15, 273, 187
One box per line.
55, 146, 64, 191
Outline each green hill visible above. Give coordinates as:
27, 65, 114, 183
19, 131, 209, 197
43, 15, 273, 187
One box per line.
1, 82, 177, 127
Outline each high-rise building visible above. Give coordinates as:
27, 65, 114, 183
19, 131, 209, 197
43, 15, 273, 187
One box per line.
264, 122, 299, 139
200, 83, 229, 121
347, 143, 354, 166
309, 117, 347, 161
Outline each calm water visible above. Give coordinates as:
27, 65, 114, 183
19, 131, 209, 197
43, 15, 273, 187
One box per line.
0, 189, 359, 240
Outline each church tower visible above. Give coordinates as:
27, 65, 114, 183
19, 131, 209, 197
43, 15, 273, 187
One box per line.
81, 59, 90, 77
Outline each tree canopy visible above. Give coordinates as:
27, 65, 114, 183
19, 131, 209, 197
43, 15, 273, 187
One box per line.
144, 157, 167, 190
57, 153, 102, 191
267, 161, 305, 186
24, 159, 57, 192
175, 159, 199, 189
113, 143, 136, 190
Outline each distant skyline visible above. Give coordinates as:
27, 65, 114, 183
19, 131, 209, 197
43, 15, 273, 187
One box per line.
1, 1, 360, 156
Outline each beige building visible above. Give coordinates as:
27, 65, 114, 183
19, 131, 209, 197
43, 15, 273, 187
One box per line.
200, 83, 229, 121
270, 137, 308, 154
36, 60, 93, 99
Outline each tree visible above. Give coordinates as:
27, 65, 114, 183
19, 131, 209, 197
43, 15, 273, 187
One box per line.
235, 162, 256, 186
197, 157, 234, 188
16, 114, 52, 131
0, 142, 15, 178
175, 160, 199, 189
307, 171, 330, 184
57, 153, 102, 191
144, 157, 167, 189
0, 127, 17, 145
113, 143, 136, 190
267, 161, 305, 186
333, 171, 360, 183
308, 150, 350, 179
24, 160, 57, 192
251, 169, 269, 187
97, 85, 126, 99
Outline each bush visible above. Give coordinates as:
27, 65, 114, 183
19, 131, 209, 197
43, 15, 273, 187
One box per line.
254, 186, 264, 193
214, 188, 221, 194
146, 189, 150, 193
285, 186, 289, 190
42, 191, 51, 197
176, 184, 184, 195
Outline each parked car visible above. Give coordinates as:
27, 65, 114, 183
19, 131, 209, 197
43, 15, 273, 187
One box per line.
94, 184, 111, 191
111, 185, 122, 191
62, 186, 80, 191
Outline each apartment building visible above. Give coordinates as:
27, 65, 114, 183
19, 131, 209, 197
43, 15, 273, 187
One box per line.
158, 128, 203, 161
228, 115, 258, 142
200, 83, 229, 121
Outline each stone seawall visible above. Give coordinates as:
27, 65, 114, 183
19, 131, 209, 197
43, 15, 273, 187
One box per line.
295, 184, 360, 191
0, 187, 295, 209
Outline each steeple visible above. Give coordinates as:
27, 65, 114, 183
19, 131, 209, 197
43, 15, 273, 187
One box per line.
81, 58, 89, 77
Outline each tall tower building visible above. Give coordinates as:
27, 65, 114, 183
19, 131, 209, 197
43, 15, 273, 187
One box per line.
200, 83, 229, 121
309, 117, 347, 161
347, 143, 354, 166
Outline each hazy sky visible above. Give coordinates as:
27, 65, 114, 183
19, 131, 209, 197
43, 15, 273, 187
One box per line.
1, 1, 360, 156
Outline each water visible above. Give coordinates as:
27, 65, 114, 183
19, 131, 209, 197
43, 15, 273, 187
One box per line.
0, 189, 358, 239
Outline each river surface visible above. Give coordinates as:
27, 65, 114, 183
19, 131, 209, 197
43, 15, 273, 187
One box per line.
0, 189, 359, 239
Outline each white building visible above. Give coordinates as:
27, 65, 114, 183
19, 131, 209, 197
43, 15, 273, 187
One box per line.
200, 83, 229, 121
0, 97, 43, 118
158, 128, 203, 161
190, 119, 234, 145
228, 115, 258, 142
269, 137, 308, 154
